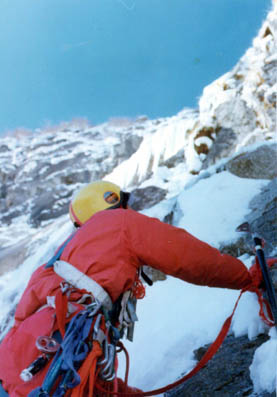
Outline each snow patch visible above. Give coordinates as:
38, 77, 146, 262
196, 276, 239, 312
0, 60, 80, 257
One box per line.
250, 327, 277, 394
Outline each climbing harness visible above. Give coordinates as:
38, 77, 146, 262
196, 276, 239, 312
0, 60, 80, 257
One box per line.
28, 300, 102, 396
20, 231, 146, 395
53, 260, 113, 311
23, 243, 145, 397
25, 279, 143, 396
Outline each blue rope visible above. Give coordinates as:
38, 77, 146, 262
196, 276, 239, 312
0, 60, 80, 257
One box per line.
29, 309, 95, 397
0, 383, 9, 397
45, 232, 76, 269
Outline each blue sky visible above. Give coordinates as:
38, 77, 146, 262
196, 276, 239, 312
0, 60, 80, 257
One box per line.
0, 0, 271, 134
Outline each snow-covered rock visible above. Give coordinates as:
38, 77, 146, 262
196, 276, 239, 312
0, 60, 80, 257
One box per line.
226, 143, 277, 180
189, 4, 277, 173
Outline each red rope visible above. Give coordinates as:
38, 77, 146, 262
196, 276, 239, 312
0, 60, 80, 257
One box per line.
55, 288, 68, 338
95, 290, 245, 396
255, 288, 275, 326
71, 341, 103, 397
117, 341, 130, 388
95, 286, 276, 397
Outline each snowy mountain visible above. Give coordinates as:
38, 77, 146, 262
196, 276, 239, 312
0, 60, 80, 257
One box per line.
0, 2, 276, 396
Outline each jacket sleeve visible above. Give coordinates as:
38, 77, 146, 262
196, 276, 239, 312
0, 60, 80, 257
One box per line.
125, 210, 252, 290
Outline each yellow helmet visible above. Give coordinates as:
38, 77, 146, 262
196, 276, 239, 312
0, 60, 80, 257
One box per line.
69, 181, 129, 226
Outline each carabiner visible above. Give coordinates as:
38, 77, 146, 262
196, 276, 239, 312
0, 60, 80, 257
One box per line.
100, 344, 116, 380
87, 300, 102, 317
97, 338, 109, 366
36, 336, 60, 354
93, 314, 102, 339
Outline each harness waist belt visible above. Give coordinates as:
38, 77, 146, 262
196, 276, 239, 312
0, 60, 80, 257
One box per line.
53, 260, 113, 311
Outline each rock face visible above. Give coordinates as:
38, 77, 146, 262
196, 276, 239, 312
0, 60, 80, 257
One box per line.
185, 5, 277, 174
222, 143, 277, 258
130, 186, 168, 211
227, 144, 277, 180
166, 334, 274, 397
247, 179, 277, 251
220, 178, 277, 258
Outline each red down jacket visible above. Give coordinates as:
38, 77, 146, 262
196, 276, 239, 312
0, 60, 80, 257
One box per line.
0, 209, 252, 396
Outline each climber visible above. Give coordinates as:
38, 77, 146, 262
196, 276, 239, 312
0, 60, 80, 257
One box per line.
0, 180, 260, 397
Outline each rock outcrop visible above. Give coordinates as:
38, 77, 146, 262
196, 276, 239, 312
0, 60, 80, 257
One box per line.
185, 5, 276, 174
227, 144, 277, 180
166, 334, 275, 397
